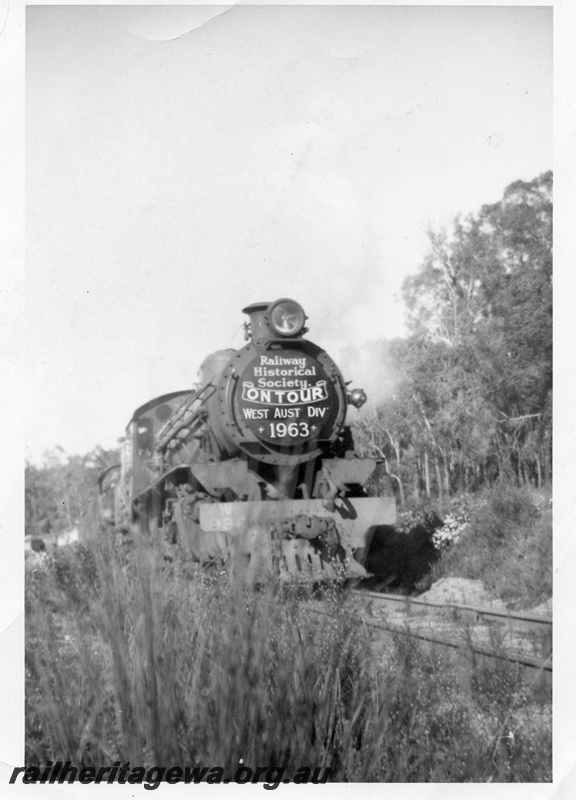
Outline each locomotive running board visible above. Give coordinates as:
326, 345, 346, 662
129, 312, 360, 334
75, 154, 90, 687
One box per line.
199, 497, 396, 582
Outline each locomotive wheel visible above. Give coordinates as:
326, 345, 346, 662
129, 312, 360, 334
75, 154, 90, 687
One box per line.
140, 488, 162, 537
167, 520, 179, 545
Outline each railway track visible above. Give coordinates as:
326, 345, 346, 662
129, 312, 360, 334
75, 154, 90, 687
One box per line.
310, 588, 552, 691
351, 589, 553, 635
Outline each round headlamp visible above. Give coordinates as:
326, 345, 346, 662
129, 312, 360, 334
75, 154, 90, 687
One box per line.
268, 299, 307, 337
348, 388, 367, 408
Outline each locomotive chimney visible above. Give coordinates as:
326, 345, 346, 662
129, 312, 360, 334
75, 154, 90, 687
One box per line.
242, 299, 308, 345
242, 302, 272, 345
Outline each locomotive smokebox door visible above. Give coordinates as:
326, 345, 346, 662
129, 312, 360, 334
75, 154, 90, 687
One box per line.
207, 300, 349, 467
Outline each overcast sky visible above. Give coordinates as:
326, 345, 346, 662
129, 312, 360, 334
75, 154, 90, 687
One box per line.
25, 4, 552, 461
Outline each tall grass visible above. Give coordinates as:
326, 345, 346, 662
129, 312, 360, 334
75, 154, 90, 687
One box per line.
26, 516, 551, 782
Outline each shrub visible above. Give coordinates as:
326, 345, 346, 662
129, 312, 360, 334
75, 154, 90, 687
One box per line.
434, 482, 552, 608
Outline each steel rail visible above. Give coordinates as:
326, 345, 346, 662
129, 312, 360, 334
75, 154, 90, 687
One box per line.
308, 605, 552, 688
351, 589, 552, 634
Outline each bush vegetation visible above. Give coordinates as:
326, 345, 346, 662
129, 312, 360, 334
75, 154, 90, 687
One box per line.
26, 510, 551, 783
431, 482, 552, 609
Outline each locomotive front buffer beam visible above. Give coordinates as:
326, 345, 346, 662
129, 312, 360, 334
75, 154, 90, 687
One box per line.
189, 496, 397, 583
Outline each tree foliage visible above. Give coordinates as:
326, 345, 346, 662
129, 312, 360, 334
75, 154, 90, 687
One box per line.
26, 173, 552, 521
25, 446, 119, 537
355, 172, 552, 500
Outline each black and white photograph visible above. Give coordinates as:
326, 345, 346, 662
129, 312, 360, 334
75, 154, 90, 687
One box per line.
3, 0, 573, 794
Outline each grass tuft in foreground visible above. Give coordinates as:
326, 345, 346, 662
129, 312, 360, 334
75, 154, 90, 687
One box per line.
26, 521, 551, 782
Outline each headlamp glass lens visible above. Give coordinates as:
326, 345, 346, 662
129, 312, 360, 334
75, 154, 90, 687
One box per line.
269, 301, 306, 336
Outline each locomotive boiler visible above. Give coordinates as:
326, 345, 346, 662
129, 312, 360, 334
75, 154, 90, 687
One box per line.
98, 299, 396, 581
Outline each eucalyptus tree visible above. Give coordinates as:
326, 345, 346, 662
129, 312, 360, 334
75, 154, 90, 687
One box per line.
399, 171, 552, 488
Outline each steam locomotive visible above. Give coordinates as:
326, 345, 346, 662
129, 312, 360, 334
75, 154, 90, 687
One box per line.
98, 299, 396, 581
